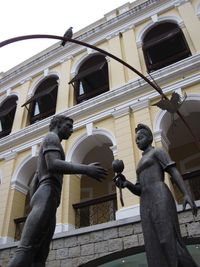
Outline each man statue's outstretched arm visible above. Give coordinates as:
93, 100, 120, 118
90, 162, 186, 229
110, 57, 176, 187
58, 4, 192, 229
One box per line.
45, 150, 107, 181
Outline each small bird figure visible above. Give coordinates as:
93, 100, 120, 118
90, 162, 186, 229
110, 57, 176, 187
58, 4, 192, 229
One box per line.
61, 27, 73, 46
153, 91, 187, 114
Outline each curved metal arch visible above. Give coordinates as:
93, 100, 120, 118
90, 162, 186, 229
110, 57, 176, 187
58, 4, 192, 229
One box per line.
0, 34, 199, 150
0, 34, 163, 95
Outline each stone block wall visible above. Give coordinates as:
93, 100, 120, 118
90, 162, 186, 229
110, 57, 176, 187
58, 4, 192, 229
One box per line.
0, 209, 200, 267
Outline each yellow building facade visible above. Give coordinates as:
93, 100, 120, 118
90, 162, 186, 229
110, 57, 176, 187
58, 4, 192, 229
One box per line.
0, 0, 200, 265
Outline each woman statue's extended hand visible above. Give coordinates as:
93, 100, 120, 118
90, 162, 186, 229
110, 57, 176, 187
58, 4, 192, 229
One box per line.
113, 173, 127, 188
183, 194, 198, 216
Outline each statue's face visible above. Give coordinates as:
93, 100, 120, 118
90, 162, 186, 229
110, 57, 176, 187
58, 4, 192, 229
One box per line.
59, 120, 73, 140
135, 130, 150, 151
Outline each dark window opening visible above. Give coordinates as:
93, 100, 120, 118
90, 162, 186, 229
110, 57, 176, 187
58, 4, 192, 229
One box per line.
69, 55, 109, 103
22, 76, 58, 124
0, 95, 18, 138
142, 22, 191, 72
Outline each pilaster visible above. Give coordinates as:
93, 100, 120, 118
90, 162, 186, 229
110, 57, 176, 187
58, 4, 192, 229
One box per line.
112, 107, 139, 210
153, 130, 174, 192
177, 1, 200, 52
107, 34, 125, 90
121, 27, 142, 81
59, 174, 80, 229
56, 57, 73, 113
12, 80, 31, 131
131, 99, 152, 162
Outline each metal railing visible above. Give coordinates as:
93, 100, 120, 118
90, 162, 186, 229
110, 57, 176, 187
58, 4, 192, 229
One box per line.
73, 193, 117, 228
14, 194, 117, 238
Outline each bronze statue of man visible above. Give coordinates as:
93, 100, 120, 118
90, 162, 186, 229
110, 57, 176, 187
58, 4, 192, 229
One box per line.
113, 123, 198, 267
8, 115, 107, 267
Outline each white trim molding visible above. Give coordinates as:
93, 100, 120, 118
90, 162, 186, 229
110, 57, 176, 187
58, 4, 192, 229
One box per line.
196, 2, 200, 19
27, 72, 60, 97
66, 128, 116, 163
70, 51, 104, 77
54, 223, 75, 235
112, 106, 130, 118
136, 15, 184, 48
1, 55, 200, 158
115, 204, 140, 221
0, 236, 15, 246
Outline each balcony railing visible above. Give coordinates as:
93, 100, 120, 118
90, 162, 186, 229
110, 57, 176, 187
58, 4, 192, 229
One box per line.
73, 193, 117, 228
14, 194, 117, 239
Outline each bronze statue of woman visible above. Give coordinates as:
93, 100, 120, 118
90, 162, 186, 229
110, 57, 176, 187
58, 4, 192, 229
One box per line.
113, 123, 198, 267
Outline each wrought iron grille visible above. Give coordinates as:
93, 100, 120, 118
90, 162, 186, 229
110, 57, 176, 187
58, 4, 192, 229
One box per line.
73, 193, 117, 228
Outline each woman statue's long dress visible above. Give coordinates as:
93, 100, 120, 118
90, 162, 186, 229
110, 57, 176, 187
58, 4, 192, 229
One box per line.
113, 124, 199, 267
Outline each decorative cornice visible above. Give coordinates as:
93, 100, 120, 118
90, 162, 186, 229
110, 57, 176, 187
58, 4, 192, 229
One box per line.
174, 0, 189, 7
112, 106, 130, 118
130, 99, 150, 112
3, 151, 17, 161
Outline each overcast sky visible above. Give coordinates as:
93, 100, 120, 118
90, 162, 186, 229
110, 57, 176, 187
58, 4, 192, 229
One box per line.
0, 0, 133, 72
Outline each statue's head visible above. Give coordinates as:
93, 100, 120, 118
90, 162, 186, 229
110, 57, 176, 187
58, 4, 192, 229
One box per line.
135, 123, 153, 150
49, 115, 73, 131
49, 115, 74, 140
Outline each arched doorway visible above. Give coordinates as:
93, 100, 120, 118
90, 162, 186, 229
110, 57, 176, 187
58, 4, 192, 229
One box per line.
69, 129, 116, 228
11, 156, 37, 240
155, 96, 200, 202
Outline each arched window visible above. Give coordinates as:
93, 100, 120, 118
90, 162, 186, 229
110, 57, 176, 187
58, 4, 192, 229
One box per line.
22, 76, 58, 124
69, 55, 109, 103
142, 22, 191, 72
0, 95, 18, 138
